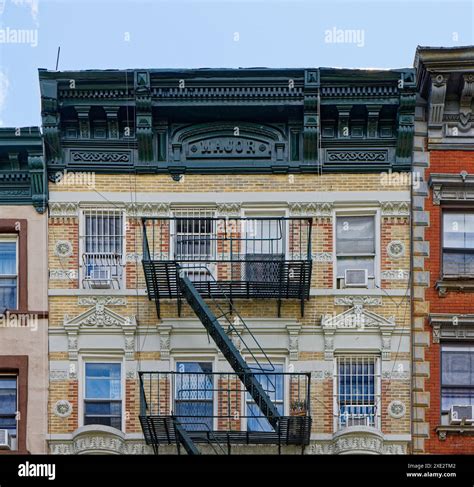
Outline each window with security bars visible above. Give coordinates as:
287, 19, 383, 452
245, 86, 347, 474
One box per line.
80, 209, 124, 289
335, 356, 380, 429
336, 215, 376, 289
443, 212, 474, 277
173, 209, 216, 280
175, 362, 213, 432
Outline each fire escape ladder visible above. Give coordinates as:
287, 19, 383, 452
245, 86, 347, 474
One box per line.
177, 266, 281, 429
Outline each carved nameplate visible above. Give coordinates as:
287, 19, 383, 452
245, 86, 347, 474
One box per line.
186, 137, 272, 159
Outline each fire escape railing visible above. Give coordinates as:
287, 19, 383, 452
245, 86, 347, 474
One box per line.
141, 216, 313, 317
139, 371, 311, 454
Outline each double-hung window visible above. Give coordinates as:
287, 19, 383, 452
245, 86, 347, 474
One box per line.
336, 356, 379, 429
84, 363, 122, 429
443, 212, 474, 277
246, 364, 284, 432
336, 215, 376, 288
81, 209, 124, 289
441, 344, 474, 421
244, 212, 286, 284
0, 239, 17, 310
175, 362, 214, 432
0, 376, 17, 446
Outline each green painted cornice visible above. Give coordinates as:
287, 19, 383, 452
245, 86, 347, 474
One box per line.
0, 127, 47, 213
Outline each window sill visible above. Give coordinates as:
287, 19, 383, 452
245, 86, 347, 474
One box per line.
436, 279, 474, 296
436, 425, 474, 440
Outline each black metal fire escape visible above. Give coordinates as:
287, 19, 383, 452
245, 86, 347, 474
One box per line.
140, 216, 313, 454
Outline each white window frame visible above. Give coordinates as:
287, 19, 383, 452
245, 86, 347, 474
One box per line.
332, 208, 380, 289
241, 355, 288, 431
0, 236, 18, 310
78, 356, 125, 431
333, 354, 381, 432
78, 208, 126, 290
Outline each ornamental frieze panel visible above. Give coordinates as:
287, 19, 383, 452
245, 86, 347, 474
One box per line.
325, 150, 388, 163
69, 150, 132, 164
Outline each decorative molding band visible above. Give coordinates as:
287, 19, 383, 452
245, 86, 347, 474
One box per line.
382, 370, 410, 381
125, 202, 170, 218
381, 270, 410, 281
49, 269, 78, 280
289, 202, 333, 217
380, 201, 410, 217
334, 296, 382, 307
216, 202, 242, 216
70, 151, 131, 163
49, 202, 79, 218
306, 429, 406, 455
125, 252, 167, 263
78, 296, 127, 307
326, 150, 388, 163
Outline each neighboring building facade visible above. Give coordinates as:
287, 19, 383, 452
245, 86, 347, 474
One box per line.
413, 46, 474, 454
0, 127, 48, 453
41, 67, 414, 455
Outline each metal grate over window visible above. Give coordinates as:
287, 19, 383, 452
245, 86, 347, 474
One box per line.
80, 209, 124, 289
335, 355, 380, 430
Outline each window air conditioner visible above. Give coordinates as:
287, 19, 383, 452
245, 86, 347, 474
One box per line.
88, 267, 111, 289
449, 405, 474, 425
344, 269, 368, 288
0, 429, 12, 450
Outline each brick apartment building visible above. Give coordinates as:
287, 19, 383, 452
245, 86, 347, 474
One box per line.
412, 46, 474, 454
0, 127, 48, 453
39, 66, 415, 455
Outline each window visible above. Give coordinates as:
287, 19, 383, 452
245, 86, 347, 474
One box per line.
0, 239, 17, 310
246, 364, 284, 432
0, 376, 17, 445
336, 356, 379, 429
84, 363, 122, 429
443, 212, 474, 277
244, 212, 286, 284
441, 344, 474, 418
336, 215, 376, 288
175, 362, 213, 432
80, 210, 124, 289
173, 209, 215, 281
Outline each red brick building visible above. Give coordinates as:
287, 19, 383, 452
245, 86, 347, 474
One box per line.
413, 46, 474, 453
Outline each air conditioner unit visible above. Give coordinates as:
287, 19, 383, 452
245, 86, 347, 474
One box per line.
0, 429, 12, 450
88, 267, 111, 289
449, 405, 474, 425
344, 269, 368, 288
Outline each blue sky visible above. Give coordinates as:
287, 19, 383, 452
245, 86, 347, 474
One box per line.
0, 0, 472, 127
